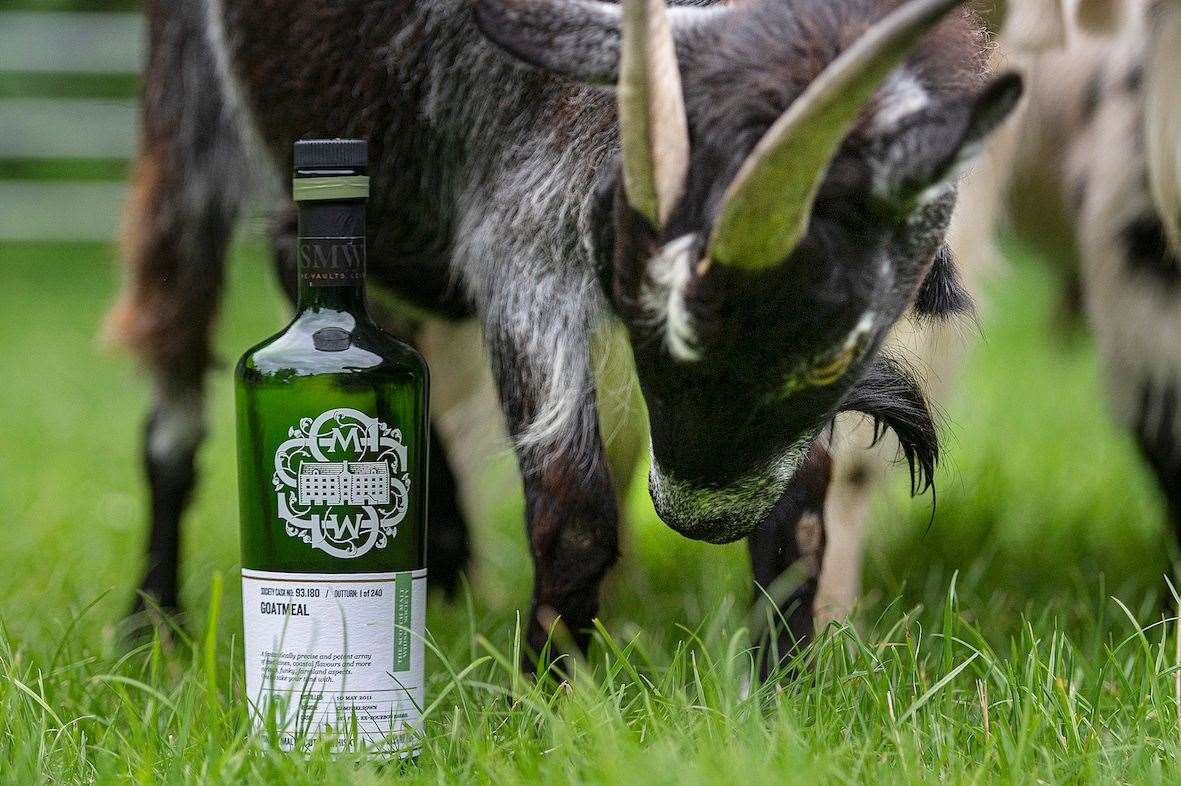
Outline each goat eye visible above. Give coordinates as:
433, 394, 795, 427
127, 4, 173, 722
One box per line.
782, 312, 877, 396
804, 346, 858, 386
776, 347, 854, 401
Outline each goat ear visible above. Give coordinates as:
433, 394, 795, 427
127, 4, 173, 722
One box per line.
880, 72, 1023, 206
473, 0, 718, 85
706, 0, 970, 271
473, 0, 625, 83
913, 243, 973, 320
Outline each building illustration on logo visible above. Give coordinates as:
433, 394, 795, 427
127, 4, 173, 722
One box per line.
298, 461, 391, 506
273, 408, 410, 559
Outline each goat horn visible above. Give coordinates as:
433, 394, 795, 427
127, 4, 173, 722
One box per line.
618, 0, 690, 229
706, 0, 968, 270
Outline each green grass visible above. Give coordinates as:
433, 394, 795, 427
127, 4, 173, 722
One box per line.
0, 239, 1177, 784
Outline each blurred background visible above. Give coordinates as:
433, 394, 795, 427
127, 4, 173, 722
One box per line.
0, 0, 139, 241
5, 1, 1181, 780
0, 0, 1171, 648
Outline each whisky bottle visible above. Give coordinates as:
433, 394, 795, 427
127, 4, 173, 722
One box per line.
235, 139, 428, 756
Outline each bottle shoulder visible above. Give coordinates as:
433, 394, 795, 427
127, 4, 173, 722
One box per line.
236, 310, 427, 383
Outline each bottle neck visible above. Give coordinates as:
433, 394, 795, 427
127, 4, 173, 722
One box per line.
295, 198, 369, 314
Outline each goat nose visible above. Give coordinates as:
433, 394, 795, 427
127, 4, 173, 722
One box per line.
648, 470, 781, 545
662, 513, 756, 545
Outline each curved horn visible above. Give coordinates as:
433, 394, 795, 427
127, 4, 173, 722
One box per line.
474, 0, 722, 85
706, 0, 968, 270
474, 0, 630, 84
618, 0, 690, 229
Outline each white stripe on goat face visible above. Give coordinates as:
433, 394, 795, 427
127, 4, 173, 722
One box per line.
873, 71, 931, 132
869, 70, 942, 200
642, 234, 703, 363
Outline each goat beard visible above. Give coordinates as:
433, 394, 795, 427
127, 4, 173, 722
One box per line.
836, 355, 939, 497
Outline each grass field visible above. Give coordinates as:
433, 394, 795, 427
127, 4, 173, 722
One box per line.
1, 239, 1179, 784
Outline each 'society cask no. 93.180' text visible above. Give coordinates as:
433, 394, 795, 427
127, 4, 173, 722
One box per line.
234, 139, 428, 756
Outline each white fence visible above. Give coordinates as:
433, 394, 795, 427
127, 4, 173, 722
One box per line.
0, 11, 140, 241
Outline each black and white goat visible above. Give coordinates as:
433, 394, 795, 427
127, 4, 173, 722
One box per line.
1006, 0, 1181, 560
107, 0, 1019, 665
816, 0, 1181, 622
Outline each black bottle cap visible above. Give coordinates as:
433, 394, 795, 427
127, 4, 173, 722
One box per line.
293, 139, 368, 174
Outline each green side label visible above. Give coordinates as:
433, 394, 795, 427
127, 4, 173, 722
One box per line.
394, 571, 412, 672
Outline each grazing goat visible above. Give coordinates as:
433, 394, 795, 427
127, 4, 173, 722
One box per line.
817, 0, 1181, 623
107, 0, 1019, 667
1011, 0, 1181, 558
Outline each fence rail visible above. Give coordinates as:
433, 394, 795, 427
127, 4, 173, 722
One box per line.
0, 97, 137, 158
0, 11, 141, 241
0, 12, 142, 73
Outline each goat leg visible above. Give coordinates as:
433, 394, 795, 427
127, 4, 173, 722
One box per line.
487, 318, 619, 674
747, 440, 831, 679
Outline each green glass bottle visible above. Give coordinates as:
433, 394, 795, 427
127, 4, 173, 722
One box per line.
235, 139, 428, 756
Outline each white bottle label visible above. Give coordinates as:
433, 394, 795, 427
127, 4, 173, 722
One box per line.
241, 568, 426, 755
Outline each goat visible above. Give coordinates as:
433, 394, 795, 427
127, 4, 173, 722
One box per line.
107, 0, 1020, 667
1010, 0, 1181, 560
816, 0, 1181, 623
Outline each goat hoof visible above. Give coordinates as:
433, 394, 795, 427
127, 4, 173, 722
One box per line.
120, 595, 185, 650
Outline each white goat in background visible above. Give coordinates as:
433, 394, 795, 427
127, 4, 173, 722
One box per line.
819, 0, 1181, 620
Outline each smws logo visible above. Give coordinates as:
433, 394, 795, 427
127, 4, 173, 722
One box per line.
273, 408, 410, 558
298, 237, 364, 286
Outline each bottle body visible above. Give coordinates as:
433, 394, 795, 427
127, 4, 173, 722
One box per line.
235, 140, 428, 756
